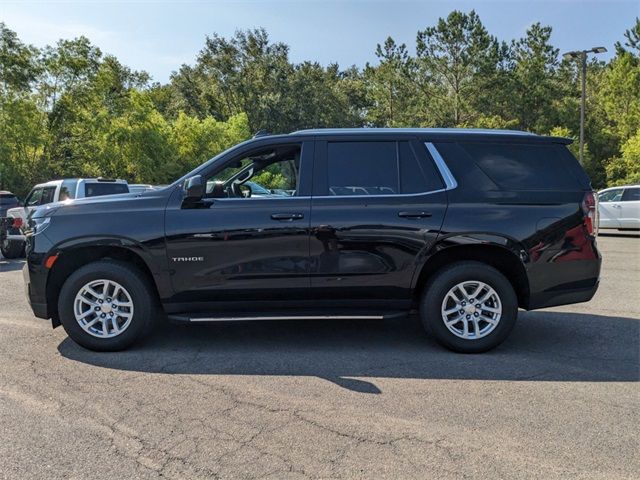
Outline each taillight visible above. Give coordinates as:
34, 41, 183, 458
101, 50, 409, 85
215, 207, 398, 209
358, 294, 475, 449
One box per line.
582, 191, 598, 237
12, 217, 23, 229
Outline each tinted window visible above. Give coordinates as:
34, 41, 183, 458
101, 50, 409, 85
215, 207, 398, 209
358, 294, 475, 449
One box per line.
59, 179, 77, 200
599, 189, 623, 202
85, 183, 129, 197
399, 142, 423, 194
328, 142, 397, 196
457, 142, 581, 190
622, 188, 640, 202
326, 141, 440, 196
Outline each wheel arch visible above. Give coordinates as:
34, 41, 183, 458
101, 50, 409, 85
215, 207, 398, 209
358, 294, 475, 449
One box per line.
46, 242, 162, 327
413, 237, 530, 309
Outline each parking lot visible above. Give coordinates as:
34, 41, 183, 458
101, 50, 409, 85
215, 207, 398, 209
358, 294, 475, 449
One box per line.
0, 233, 638, 479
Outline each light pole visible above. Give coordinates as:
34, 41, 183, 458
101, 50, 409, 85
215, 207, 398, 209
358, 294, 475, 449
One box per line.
563, 47, 607, 164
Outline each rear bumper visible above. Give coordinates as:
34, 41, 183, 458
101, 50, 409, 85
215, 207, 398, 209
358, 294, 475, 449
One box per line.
527, 280, 599, 310
526, 255, 602, 310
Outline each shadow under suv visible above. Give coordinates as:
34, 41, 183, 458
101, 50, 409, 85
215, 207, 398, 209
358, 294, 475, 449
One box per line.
23, 128, 601, 352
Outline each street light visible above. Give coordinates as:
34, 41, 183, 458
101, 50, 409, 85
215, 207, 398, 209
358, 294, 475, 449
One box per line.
563, 47, 608, 163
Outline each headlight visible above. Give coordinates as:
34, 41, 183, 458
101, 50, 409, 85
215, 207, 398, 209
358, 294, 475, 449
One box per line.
29, 216, 52, 235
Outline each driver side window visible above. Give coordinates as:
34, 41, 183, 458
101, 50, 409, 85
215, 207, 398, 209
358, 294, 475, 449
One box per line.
205, 145, 301, 199
25, 188, 43, 207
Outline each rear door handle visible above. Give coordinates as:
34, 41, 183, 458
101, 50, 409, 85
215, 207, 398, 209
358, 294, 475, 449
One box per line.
271, 212, 304, 221
398, 211, 432, 218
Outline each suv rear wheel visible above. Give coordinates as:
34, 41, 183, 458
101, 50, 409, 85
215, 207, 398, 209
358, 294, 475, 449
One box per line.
58, 260, 156, 351
420, 261, 518, 353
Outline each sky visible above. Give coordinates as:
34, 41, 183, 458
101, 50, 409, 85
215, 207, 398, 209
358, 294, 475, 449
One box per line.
1, 0, 638, 83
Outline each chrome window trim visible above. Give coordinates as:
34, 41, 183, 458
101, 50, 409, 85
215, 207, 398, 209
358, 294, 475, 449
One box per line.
211, 195, 310, 202
311, 189, 446, 200
204, 142, 457, 201
425, 142, 458, 191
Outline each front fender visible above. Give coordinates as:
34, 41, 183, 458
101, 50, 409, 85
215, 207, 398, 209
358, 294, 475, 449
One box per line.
48, 235, 173, 300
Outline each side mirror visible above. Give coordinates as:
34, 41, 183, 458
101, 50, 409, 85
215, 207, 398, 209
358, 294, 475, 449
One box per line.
184, 175, 204, 200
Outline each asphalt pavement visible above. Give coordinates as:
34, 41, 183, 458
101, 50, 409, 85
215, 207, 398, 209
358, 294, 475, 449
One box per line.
0, 233, 638, 479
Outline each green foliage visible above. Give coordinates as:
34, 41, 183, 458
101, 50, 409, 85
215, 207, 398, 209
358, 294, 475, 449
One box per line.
415, 10, 500, 126
365, 37, 415, 126
1, 16, 639, 196
597, 51, 640, 142
252, 170, 287, 190
606, 131, 640, 186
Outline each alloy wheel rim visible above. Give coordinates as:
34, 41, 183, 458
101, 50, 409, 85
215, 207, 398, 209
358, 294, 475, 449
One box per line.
73, 279, 134, 338
441, 280, 502, 340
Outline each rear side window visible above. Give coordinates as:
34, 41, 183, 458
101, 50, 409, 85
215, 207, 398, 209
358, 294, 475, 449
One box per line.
326, 141, 442, 196
85, 183, 129, 197
59, 179, 77, 200
456, 142, 584, 190
622, 188, 640, 201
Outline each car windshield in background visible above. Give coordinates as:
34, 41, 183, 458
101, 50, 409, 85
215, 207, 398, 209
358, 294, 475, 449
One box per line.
84, 183, 129, 197
0, 194, 18, 205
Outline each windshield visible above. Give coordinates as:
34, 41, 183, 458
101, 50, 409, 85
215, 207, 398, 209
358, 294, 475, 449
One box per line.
0, 194, 18, 205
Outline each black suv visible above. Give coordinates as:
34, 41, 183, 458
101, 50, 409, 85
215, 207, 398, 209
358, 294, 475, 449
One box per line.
23, 128, 601, 352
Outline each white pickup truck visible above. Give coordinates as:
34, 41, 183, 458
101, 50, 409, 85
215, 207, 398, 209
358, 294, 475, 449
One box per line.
1, 178, 129, 258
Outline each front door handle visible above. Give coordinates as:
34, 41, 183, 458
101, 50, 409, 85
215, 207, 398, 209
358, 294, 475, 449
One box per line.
398, 211, 432, 218
271, 212, 304, 221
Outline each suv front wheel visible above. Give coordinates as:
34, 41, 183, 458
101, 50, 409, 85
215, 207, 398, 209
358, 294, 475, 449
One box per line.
58, 260, 156, 351
420, 261, 518, 353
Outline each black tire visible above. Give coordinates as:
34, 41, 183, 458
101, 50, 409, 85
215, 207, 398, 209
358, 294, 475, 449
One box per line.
420, 261, 518, 353
0, 239, 24, 259
58, 260, 156, 351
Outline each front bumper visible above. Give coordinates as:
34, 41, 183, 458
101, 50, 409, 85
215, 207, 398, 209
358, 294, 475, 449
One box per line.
23, 262, 50, 319
22, 229, 55, 320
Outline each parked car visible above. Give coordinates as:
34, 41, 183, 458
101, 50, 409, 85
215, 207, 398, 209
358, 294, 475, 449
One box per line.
23, 128, 601, 353
597, 185, 640, 230
1, 191, 24, 258
0, 191, 21, 217
1, 178, 129, 258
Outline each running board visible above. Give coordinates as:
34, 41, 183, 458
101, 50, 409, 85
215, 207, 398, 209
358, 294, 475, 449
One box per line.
167, 311, 405, 323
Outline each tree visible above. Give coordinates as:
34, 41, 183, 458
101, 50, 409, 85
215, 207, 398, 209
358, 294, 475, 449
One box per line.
605, 131, 640, 186
364, 37, 415, 126
415, 10, 499, 126
511, 23, 561, 132
597, 50, 640, 142
0, 22, 40, 94
616, 17, 640, 55
1, 14, 640, 196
